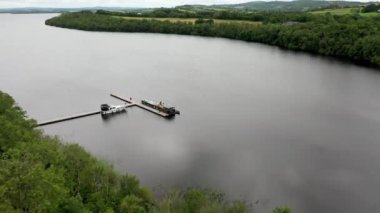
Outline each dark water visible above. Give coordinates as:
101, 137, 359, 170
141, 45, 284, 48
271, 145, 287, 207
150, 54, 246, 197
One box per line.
2, 14, 380, 213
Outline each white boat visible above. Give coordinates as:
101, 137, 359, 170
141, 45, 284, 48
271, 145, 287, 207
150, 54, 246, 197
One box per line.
100, 104, 127, 115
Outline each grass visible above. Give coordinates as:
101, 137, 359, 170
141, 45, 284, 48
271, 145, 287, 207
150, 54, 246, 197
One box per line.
114, 16, 262, 26
310, 7, 380, 16
360, 12, 380, 17
310, 7, 360, 15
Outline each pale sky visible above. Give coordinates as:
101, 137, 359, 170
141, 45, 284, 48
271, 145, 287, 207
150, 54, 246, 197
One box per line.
0, 0, 247, 8
0, 0, 372, 8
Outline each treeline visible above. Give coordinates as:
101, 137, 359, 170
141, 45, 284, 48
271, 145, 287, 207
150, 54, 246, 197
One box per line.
0, 90, 258, 212
96, 9, 314, 23
46, 12, 380, 68
362, 4, 380, 13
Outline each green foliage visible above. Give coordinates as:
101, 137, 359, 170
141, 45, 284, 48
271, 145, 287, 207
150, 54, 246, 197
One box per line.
362, 4, 380, 13
96, 9, 315, 23
228, 201, 249, 213
195, 18, 214, 25
0, 91, 150, 212
0, 143, 67, 212
0, 92, 38, 152
272, 206, 292, 213
120, 195, 145, 213
59, 197, 90, 213
184, 189, 209, 212
154, 188, 249, 213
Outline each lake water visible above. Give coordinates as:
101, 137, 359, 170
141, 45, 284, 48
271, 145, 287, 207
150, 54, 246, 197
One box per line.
1, 14, 380, 213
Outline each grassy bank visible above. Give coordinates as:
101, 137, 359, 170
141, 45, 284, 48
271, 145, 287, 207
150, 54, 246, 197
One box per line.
310, 7, 380, 16
310, 7, 361, 15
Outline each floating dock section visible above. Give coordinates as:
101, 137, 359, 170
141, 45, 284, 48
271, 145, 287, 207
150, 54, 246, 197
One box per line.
110, 93, 170, 117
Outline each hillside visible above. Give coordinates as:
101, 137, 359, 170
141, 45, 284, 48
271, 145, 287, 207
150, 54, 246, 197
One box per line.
176, 0, 365, 12
219, 0, 364, 11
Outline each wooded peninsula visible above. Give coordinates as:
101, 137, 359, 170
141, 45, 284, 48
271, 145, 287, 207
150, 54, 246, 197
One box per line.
45, 7, 380, 68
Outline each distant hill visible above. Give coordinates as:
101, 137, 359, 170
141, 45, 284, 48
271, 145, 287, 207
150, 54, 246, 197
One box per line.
0, 1, 367, 13
0, 7, 139, 14
198, 1, 365, 12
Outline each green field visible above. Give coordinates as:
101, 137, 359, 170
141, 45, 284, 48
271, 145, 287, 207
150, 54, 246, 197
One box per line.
310, 7, 380, 16
115, 16, 262, 26
360, 12, 380, 17
310, 7, 360, 15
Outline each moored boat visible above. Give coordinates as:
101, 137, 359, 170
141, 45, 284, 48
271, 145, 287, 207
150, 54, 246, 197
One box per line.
141, 99, 180, 116
100, 104, 127, 116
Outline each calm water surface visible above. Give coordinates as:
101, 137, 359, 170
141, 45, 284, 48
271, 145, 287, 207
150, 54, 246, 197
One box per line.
1, 14, 380, 213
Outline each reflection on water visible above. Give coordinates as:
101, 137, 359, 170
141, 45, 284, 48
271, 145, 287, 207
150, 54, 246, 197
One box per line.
1, 14, 380, 213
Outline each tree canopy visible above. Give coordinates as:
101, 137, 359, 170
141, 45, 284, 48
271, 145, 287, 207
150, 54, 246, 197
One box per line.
362, 4, 380, 13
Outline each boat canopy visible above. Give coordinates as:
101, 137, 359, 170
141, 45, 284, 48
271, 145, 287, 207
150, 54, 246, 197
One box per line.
101, 104, 110, 111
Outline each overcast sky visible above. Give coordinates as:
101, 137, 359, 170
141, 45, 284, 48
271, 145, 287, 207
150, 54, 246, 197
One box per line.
0, 0, 372, 8
0, 0, 245, 8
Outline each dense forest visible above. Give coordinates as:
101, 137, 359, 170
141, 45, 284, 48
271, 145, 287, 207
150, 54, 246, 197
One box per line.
0, 91, 294, 212
46, 10, 380, 68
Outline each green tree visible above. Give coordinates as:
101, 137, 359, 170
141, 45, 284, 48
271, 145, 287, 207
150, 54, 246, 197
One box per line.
120, 195, 145, 213
273, 206, 292, 213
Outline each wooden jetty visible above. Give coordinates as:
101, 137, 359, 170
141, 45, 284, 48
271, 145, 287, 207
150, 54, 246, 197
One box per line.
110, 93, 133, 104
37, 110, 101, 127
36, 103, 135, 127
110, 93, 170, 117
36, 94, 171, 127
